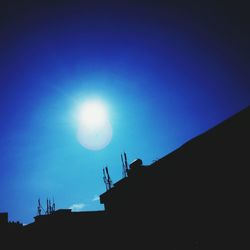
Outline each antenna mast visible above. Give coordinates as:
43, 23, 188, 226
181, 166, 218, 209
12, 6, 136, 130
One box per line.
121, 152, 129, 178
103, 168, 108, 191
105, 166, 113, 190
36, 198, 54, 217
121, 153, 125, 178
37, 199, 42, 216
124, 152, 129, 176
103, 166, 113, 190
46, 199, 49, 215
52, 198, 56, 212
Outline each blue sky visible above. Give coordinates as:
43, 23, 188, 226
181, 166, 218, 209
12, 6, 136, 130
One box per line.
0, 0, 249, 224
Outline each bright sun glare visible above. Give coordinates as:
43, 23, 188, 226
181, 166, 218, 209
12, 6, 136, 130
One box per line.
76, 99, 113, 151
78, 100, 108, 129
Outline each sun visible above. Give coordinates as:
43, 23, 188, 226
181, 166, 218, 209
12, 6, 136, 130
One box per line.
75, 99, 113, 151
78, 100, 108, 129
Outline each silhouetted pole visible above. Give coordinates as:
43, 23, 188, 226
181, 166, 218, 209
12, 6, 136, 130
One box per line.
121, 152, 129, 178
52, 198, 56, 212
105, 166, 113, 190
37, 199, 42, 216
103, 168, 108, 191
46, 199, 49, 215
121, 153, 126, 178
124, 152, 129, 176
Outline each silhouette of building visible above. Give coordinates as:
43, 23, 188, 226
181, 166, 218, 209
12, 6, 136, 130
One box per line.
0, 212, 8, 225
0, 212, 23, 247
1, 105, 249, 249
26, 209, 106, 228
99, 105, 250, 249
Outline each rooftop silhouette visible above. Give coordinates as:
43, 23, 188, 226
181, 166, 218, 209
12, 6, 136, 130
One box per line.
1, 105, 249, 249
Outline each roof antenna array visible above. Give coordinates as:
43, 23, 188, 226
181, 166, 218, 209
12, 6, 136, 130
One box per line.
103, 166, 113, 191
121, 152, 129, 178
37, 199, 42, 216
37, 198, 55, 216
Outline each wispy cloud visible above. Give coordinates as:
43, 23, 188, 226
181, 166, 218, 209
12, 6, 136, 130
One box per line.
69, 203, 85, 211
92, 195, 100, 202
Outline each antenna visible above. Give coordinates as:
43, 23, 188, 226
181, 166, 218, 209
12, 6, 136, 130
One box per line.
103, 168, 108, 191
124, 152, 129, 175
121, 153, 126, 178
52, 198, 56, 212
103, 166, 113, 191
46, 199, 49, 215
36, 198, 52, 217
49, 199, 52, 214
121, 153, 125, 168
46, 198, 52, 215
105, 166, 113, 190
121, 152, 129, 178
37, 199, 42, 216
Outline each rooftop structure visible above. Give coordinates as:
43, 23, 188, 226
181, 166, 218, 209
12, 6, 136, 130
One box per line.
1, 105, 249, 249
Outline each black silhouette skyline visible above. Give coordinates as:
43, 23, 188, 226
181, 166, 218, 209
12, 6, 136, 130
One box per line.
1, 105, 250, 248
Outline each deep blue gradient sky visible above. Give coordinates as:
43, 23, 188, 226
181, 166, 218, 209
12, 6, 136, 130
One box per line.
1, 0, 249, 223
